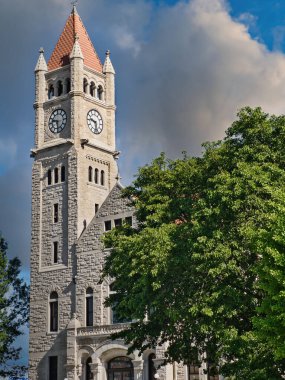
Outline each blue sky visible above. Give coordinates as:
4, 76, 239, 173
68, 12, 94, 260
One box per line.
1, 0, 285, 369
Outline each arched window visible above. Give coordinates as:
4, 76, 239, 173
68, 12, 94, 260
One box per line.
100, 170, 105, 186
48, 84, 54, 99
65, 78, 71, 93
148, 354, 156, 380
94, 168, 98, 184
86, 357, 93, 380
57, 80, 63, 96
86, 287, 93, 326
48, 169, 52, 185
108, 357, 133, 380
97, 85, 103, 100
83, 78, 88, 93
88, 166, 93, 182
90, 82, 95, 97
54, 168, 59, 184
61, 166, 65, 182
49, 291, 58, 332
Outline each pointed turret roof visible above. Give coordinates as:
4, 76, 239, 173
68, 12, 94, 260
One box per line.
35, 48, 48, 72
103, 50, 115, 74
48, 6, 102, 72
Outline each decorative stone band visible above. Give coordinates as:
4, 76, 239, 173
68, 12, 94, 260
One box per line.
77, 323, 131, 337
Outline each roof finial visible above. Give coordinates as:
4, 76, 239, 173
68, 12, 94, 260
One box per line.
71, 0, 78, 13
39, 47, 44, 54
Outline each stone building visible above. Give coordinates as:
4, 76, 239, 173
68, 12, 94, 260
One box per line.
29, 6, 217, 380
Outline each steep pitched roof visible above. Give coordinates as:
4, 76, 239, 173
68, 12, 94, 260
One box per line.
48, 7, 102, 72
77, 182, 135, 250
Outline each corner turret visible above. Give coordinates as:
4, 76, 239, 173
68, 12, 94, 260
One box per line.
103, 50, 115, 106
34, 48, 47, 148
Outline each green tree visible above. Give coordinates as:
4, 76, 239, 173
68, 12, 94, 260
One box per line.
102, 107, 285, 378
0, 233, 29, 378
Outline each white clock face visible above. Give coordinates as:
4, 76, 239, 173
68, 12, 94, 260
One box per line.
87, 109, 103, 134
49, 109, 67, 133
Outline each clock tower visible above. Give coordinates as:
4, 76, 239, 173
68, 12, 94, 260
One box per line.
29, 6, 120, 379
31, 5, 118, 269
29, 6, 178, 380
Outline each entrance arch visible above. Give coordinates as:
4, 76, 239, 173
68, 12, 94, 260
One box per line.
108, 357, 134, 380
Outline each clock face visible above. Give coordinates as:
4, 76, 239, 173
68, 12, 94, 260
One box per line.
87, 109, 103, 134
49, 109, 67, 133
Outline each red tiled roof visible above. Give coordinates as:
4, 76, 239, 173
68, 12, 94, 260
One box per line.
48, 8, 102, 72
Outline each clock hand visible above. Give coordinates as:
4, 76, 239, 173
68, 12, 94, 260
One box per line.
91, 118, 98, 128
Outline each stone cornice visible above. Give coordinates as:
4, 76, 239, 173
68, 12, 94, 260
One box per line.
31, 139, 74, 157
77, 323, 130, 337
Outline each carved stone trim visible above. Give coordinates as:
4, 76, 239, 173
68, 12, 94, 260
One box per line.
77, 323, 130, 337
86, 154, 109, 166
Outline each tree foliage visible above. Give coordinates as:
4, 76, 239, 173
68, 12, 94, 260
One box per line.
102, 107, 285, 378
0, 233, 29, 378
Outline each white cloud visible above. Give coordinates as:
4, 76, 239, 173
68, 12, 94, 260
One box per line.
237, 12, 258, 28
113, 26, 141, 57
113, 0, 285, 182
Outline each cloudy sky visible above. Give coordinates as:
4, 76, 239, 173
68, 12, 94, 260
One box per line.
1, 0, 285, 365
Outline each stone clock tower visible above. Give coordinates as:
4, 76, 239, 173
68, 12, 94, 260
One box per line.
29, 5, 200, 380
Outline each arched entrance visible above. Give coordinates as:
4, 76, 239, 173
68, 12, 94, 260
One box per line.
108, 357, 134, 380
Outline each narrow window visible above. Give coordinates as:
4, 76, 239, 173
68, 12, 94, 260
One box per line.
90, 82, 95, 97
53, 241, 58, 263
94, 168, 98, 184
65, 78, 71, 93
48, 169, 52, 185
61, 166, 65, 182
95, 204, 99, 214
49, 356, 58, 380
125, 216, 132, 226
53, 204, 59, 224
105, 220, 112, 231
49, 292, 58, 332
86, 357, 92, 380
54, 168, 59, 184
114, 219, 122, 228
97, 85, 103, 100
148, 354, 156, 380
88, 166, 93, 182
48, 84, 54, 99
86, 288, 93, 326
100, 170, 105, 186
57, 80, 63, 96
83, 78, 88, 93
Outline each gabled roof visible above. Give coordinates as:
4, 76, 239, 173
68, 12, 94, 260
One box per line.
77, 182, 135, 249
48, 6, 102, 72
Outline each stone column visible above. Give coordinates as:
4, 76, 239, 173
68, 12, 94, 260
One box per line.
90, 362, 103, 380
65, 314, 81, 380
132, 359, 144, 380
77, 363, 83, 379
65, 364, 78, 380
